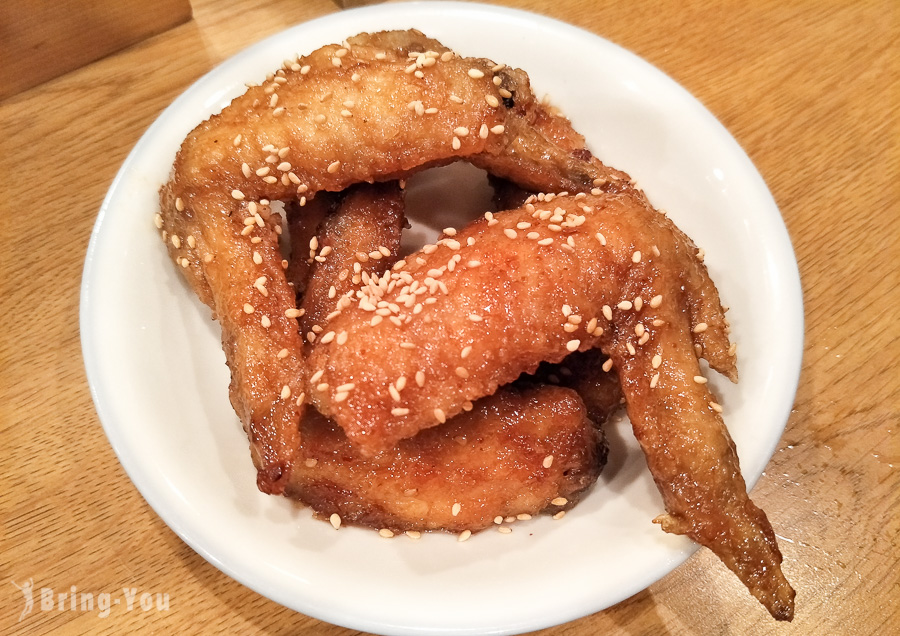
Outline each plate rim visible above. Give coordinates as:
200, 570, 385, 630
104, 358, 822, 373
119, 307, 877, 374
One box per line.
80, 3, 804, 634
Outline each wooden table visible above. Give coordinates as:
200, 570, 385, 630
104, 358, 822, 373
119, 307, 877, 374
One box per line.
2, 1, 897, 633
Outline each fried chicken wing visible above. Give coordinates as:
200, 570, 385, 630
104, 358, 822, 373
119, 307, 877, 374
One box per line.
157, 28, 794, 619
307, 190, 732, 449
299, 182, 406, 336
158, 30, 627, 493
306, 190, 793, 619
287, 384, 605, 533
287, 182, 608, 531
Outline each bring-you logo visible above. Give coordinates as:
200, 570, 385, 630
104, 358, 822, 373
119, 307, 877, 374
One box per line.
10, 578, 169, 622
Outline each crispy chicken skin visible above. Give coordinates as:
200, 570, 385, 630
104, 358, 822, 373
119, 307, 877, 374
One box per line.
158, 29, 794, 619
158, 29, 628, 494
299, 182, 406, 336
306, 190, 794, 619
286, 384, 606, 533
288, 182, 608, 530
306, 190, 735, 451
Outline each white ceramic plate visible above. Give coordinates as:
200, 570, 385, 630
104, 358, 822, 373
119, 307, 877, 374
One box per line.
80, 2, 803, 634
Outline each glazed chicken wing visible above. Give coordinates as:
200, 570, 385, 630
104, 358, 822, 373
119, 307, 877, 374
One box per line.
305, 190, 794, 619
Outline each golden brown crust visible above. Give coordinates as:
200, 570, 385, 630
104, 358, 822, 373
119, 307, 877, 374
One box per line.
157, 30, 628, 493
158, 29, 793, 619
285, 385, 605, 533
306, 190, 735, 452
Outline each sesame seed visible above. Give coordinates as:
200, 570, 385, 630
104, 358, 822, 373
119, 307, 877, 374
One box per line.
253, 252, 262, 265
391, 408, 410, 416
406, 530, 422, 539
434, 408, 446, 423
542, 455, 554, 468
452, 136, 461, 150
243, 303, 254, 314
595, 232, 606, 245
458, 530, 472, 542
649, 294, 664, 308
498, 526, 512, 534
617, 300, 633, 310
650, 373, 660, 388
602, 305, 613, 320
316, 382, 329, 392
452, 503, 461, 516
468, 314, 482, 322
551, 497, 568, 506
479, 124, 489, 139
710, 401, 723, 413
490, 125, 505, 135
277, 161, 291, 171
693, 322, 709, 333
602, 358, 614, 372
537, 238, 553, 246
285, 308, 303, 318
171, 234, 182, 248
467, 68, 485, 78
516, 513, 532, 521
378, 529, 394, 538
327, 160, 341, 174
310, 370, 324, 384
504, 228, 517, 239
485, 94, 499, 107
261, 315, 271, 328
652, 354, 662, 369
304, 458, 317, 468
694, 375, 708, 384
232, 134, 242, 146
231, 189, 245, 201
626, 342, 636, 355
329, 513, 341, 529
461, 346, 472, 359
653, 319, 665, 327
300, 65, 310, 74
453, 126, 469, 137
634, 296, 644, 311
635, 324, 645, 337
632, 251, 641, 263
455, 367, 469, 378
333, 391, 349, 403
416, 371, 425, 387
280, 385, 291, 400
553, 511, 566, 520
566, 339, 581, 352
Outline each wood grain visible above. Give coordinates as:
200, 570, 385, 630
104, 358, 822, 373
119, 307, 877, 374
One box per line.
0, 0, 193, 100
1, 0, 897, 634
